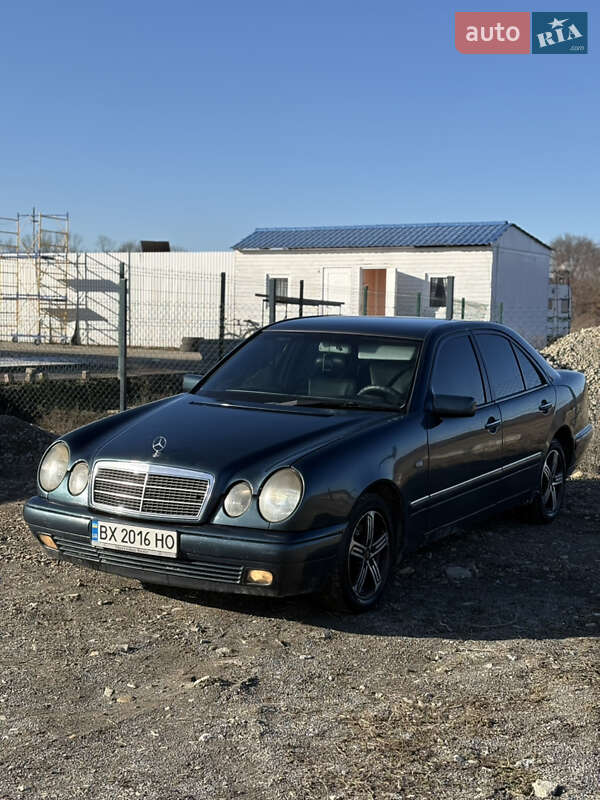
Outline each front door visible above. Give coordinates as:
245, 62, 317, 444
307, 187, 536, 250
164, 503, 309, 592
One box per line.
424, 333, 503, 531
361, 269, 387, 315
473, 332, 556, 501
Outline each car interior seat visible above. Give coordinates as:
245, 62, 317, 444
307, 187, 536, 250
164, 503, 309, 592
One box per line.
308, 353, 357, 397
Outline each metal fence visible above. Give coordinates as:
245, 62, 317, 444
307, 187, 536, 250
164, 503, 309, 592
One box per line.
0, 256, 511, 434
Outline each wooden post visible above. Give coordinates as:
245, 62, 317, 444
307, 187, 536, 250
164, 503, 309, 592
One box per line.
361, 285, 368, 316
268, 278, 276, 324
445, 276, 455, 320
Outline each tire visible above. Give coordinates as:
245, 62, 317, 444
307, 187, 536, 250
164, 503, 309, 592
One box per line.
320, 493, 398, 613
529, 439, 567, 524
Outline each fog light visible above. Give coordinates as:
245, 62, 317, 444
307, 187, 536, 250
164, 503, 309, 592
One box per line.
246, 569, 273, 586
39, 534, 58, 550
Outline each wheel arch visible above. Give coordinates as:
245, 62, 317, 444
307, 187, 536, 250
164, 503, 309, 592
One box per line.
359, 479, 405, 552
552, 425, 575, 470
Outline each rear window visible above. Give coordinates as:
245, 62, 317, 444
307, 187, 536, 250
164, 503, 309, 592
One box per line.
513, 346, 545, 390
475, 333, 525, 399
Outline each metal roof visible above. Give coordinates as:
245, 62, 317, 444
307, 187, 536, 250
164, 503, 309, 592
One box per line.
233, 221, 547, 250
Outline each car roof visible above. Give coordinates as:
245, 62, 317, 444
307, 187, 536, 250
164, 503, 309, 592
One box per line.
269, 315, 509, 340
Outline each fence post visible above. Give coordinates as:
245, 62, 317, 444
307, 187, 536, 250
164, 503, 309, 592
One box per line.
361, 285, 368, 316
416, 293, 421, 317
445, 276, 455, 320
461, 297, 465, 320
218, 272, 226, 358
268, 278, 276, 324
118, 262, 128, 412
298, 280, 304, 317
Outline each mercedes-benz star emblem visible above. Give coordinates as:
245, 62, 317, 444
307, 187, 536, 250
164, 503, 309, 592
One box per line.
152, 435, 167, 458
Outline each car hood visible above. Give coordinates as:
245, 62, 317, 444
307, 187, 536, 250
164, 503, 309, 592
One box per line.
93, 394, 393, 483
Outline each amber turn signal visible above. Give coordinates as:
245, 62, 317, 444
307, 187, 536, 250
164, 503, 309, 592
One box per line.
246, 569, 273, 586
38, 534, 58, 550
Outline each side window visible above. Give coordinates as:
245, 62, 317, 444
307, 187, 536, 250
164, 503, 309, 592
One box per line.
475, 334, 525, 399
431, 335, 485, 406
513, 345, 545, 390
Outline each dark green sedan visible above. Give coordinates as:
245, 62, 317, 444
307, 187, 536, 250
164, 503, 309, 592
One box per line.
24, 317, 592, 611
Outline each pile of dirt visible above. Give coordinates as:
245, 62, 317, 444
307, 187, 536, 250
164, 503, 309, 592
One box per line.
541, 326, 600, 472
0, 414, 54, 502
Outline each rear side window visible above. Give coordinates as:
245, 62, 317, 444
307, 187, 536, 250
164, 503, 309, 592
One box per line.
475, 334, 525, 399
513, 346, 545, 390
431, 335, 485, 406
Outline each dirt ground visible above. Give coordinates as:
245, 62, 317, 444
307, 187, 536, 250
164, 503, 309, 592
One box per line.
0, 416, 599, 800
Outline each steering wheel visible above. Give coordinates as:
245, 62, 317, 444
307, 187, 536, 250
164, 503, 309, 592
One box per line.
357, 385, 402, 404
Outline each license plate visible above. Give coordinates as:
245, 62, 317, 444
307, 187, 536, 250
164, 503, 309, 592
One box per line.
91, 519, 178, 558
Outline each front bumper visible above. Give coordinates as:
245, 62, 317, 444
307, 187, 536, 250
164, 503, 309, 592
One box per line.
23, 496, 344, 597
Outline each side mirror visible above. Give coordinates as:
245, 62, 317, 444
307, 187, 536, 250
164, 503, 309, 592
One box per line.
183, 373, 203, 392
431, 393, 476, 417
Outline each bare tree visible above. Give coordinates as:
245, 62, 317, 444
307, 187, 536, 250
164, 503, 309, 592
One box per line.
551, 234, 600, 329
118, 240, 141, 252
96, 234, 117, 252
551, 234, 600, 281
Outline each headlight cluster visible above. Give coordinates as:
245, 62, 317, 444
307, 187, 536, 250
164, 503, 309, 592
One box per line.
38, 442, 90, 496
39, 442, 70, 492
223, 468, 303, 523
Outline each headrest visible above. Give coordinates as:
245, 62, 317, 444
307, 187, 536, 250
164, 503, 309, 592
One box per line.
314, 354, 350, 377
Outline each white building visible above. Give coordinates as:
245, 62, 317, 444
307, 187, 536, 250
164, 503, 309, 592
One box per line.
0, 220, 553, 349
233, 221, 552, 347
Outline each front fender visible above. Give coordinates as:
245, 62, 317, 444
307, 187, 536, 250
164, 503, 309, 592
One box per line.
286, 413, 428, 533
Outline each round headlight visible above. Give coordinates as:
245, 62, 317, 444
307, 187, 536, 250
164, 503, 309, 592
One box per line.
68, 461, 90, 496
223, 481, 252, 517
39, 442, 70, 492
258, 468, 304, 523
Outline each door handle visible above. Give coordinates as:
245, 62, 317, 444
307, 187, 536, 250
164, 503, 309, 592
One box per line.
538, 400, 554, 413
485, 417, 501, 433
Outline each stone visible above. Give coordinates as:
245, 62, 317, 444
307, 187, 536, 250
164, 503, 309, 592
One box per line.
532, 779, 560, 798
116, 694, 134, 704
445, 565, 473, 580
103, 687, 114, 698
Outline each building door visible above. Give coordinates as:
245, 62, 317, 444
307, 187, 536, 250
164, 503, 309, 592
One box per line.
322, 267, 353, 316
361, 269, 386, 315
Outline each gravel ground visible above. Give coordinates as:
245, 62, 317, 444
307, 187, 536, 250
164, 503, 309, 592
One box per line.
1, 332, 599, 800
542, 327, 600, 474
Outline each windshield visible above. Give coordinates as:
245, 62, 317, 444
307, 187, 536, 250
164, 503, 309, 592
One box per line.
196, 331, 421, 410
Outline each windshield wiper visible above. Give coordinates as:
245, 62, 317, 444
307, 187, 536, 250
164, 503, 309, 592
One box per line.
285, 398, 402, 412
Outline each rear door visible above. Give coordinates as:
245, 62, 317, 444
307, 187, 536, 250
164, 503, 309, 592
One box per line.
424, 333, 503, 531
473, 332, 556, 502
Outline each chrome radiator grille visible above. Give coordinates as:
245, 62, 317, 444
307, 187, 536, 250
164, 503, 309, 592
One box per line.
91, 461, 213, 521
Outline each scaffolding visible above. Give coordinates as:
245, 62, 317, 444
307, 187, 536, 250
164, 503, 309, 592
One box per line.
0, 208, 73, 343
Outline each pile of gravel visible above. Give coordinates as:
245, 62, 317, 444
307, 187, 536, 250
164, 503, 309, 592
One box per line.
541, 326, 600, 472
0, 415, 54, 501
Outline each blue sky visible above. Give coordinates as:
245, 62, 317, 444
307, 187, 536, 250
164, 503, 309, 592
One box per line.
1, 0, 597, 250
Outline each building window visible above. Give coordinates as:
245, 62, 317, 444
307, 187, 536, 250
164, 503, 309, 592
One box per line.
560, 298, 569, 313
429, 277, 447, 308
548, 298, 554, 310
268, 277, 288, 298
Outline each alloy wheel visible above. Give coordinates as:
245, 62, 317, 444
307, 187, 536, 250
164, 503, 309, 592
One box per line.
541, 448, 565, 516
347, 510, 390, 601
